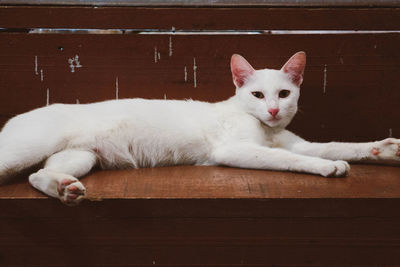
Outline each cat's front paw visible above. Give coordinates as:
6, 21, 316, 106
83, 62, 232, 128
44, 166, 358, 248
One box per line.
371, 138, 400, 162
57, 178, 86, 206
319, 160, 350, 177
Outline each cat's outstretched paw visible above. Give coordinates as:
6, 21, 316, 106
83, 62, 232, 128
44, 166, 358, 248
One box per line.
372, 138, 400, 162
57, 178, 86, 206
29, 169, 86, 205
320, 160, 350, 177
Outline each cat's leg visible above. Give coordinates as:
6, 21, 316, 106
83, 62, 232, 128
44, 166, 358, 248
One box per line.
212, 143, 350, 177
277, 130, 400, 163
29, 149, 97, 205
0, 142, 54, 184
0, 120, 65, 184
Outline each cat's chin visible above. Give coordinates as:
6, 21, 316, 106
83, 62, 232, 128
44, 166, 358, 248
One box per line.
263, 119, 281, 128
263, 117, 290, 129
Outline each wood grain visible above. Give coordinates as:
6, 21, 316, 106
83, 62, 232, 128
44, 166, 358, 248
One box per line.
1, 7, 400, 30
0, 33, 399, 142
1, 164, 400, 200
1, 164, 400, 266
1, 0, 400, 7
1, 5, 400, 267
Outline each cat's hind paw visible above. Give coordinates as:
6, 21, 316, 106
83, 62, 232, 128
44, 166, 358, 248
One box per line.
29, 169, 86, 206
57, 178, 86, 206
320, 160, 350, 178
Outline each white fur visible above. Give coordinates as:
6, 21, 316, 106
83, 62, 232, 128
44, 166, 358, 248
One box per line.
0, 52, 399, 205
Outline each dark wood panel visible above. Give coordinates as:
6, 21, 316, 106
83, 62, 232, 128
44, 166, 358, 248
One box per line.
0, 221, 399, 266
0, 33, 399, 142
2, 197, 400, 219
2, 164, 400, 266
1, 227, 399, 266
1, 7, 400, 30
1, 192, 400, 266
2, 0, 400, 7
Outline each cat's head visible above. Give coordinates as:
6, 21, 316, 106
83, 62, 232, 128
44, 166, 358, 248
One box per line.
231, 52, 306, 129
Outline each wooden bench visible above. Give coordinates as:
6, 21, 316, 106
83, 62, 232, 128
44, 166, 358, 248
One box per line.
1, 1, 400, 266
1, 165, 400, 266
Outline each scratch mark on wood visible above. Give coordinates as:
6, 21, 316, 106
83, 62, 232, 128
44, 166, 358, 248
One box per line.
69, 55, 82, 73
389, 128, 393, 137
68, 58, 75, 72
46, 88, 49, 106
258, 183, 265, 197
115, 76, 119, 100
154, 47, 158, 63
323, 64, 327, 94
40, 69, 44, 82
76, 99, 80, 104
34, 56, 39, 75
193, 58, 197, 88
164, 93, 167, 100
247, 181, 251, 194
169, 36, 173, 57
158, 52, 161, 61
184, 66, 187, 82
75, 55, 82, 68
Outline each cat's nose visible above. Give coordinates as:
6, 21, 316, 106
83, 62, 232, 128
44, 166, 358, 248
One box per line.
268, 108, 279, 117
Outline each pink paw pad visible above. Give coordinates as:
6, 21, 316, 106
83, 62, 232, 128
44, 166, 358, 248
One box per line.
57, 179, 74, 195
372, 148, 380, 156
57, 178, 86, 205
66, 185, 80, 200
68, 185, 79, 192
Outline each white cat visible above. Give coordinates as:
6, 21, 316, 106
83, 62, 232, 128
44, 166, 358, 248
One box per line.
0, 52, 399, 205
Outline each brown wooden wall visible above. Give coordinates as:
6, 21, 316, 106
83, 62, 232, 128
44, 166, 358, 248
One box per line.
1, 5, 400, 267
1, 7, 400, 142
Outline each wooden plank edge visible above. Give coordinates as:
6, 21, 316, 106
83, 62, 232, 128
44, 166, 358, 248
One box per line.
1, 0, 400, 7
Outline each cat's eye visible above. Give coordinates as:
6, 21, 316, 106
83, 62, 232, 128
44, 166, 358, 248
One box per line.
251, 91, 264, 99
279, 90, 291, 98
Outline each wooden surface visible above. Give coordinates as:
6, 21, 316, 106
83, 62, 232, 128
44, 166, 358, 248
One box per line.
1, 207, 400, 266
1, 7, 400, 30
1, 5, 400, 266
1, 0, 400, 7
1, 165, 400, 266
1, 164, 400, 200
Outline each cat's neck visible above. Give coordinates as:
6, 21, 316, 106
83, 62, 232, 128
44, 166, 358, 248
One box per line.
216, 95, 244, 110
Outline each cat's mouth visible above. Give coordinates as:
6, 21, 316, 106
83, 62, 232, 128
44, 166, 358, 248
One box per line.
268, 116, 280, 122
264, 116, 282, 126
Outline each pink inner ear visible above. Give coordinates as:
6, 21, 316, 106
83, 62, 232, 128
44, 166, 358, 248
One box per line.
231, 54, 255, 87
281, 52, 306, 86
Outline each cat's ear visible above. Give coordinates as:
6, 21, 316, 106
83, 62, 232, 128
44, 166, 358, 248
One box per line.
231, 54, 255, 88
281, 51, 306, 86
